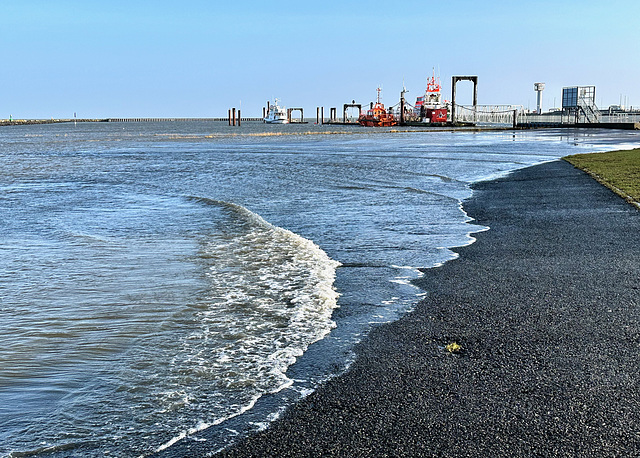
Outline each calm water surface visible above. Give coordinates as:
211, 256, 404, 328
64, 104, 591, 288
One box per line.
1, 121, 638, 456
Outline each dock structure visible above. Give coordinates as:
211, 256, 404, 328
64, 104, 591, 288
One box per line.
517, 122, 640, 130
451, 76, 478, 124
287, 108, 305, 123
109, 118, 213, 122
343, 103, 362, 123
107, 117, 262, 123
516, 86, 640, 130
322, 105, 361, 125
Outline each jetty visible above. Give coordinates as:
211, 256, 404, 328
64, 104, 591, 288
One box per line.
0, 118, 265, 127
108, 117, 262, 123
0, 118, 109, 127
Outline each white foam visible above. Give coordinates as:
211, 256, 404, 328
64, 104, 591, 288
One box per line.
155, 420, 212, 453
156, 393, 264, 453
158, 200, 341, 451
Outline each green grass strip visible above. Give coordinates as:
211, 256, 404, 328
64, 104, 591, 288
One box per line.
564, 149, 640, 206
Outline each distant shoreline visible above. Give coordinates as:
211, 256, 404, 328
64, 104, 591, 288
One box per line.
0, 118, 110, 126
0, 118, 520, 132
0, 118, 253, 126
3, 119, 637, 132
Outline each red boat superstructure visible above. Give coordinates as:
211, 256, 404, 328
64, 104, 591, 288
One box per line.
358, 87, 398, 127
415, 70, 448, 123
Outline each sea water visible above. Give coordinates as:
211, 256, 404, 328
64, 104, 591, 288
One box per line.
1, 122, 638, 457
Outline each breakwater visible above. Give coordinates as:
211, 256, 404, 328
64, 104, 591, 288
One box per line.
0, 118, 263, 127
108, 118, 263, 122
0, 118, 109, 127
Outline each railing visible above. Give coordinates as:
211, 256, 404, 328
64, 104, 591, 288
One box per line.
602, 112, 640, 123
518, 112, 565, 125
454, 104, 524, 124
518, 111, 640, 125
453, 105, 640, 127
577, 97, 600, 123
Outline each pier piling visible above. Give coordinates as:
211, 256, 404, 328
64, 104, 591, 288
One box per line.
343, 103, 362, 124
287, 108, 304, 123
451, 76, 478, 124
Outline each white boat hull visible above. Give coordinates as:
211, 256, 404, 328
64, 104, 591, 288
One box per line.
264, 99, 289, 124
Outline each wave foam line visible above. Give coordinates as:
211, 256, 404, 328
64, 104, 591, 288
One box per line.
160, 196, 342, 452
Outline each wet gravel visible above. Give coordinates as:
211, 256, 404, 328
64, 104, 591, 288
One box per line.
213, 160, 640, 457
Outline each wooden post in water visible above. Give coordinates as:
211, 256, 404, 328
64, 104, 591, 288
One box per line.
228, 109, 232, 126
317, 107, 320, 124
321, 107, 324, 124
262, 107, 266, 121
232, 108, 236, 126
513, 109, 517, 129
237, 109, 241, 126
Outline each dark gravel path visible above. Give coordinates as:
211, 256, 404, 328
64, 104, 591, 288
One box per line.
210, 160, 640, 457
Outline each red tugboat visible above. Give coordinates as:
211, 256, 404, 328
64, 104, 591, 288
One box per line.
358, 87, 398, 127
414, 69, 448, 123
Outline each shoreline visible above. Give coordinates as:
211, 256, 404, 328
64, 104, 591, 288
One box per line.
198, 159, 640, 457
0, 118, 109, 126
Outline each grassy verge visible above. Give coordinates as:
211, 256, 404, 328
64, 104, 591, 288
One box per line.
564, 149, 640, 206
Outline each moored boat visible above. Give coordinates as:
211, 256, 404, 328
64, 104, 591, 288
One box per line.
264, 99, 289, 124
414, 69, 448, 123
358, 88, 397, 127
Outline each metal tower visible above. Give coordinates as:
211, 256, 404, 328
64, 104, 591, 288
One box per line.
534, 83, 545, 114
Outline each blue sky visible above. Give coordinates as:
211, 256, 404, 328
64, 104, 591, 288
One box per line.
1, 1, 638, 118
